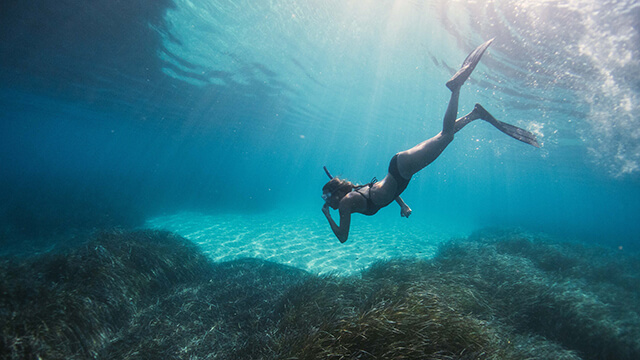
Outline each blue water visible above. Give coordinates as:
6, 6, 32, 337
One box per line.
1, 0, 639, 253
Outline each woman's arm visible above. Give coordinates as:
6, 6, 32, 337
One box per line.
322, 202, 352, 243
395, 196, 412, 218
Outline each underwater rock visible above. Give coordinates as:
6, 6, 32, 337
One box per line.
0, 228, 638, 359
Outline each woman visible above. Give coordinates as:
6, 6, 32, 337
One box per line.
322, 39, 539, 243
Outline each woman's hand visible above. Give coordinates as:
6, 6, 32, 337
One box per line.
401, 205, 412, 218
322, 195, 351, 243
322, 203, 331, 217
395, 196, 411, 219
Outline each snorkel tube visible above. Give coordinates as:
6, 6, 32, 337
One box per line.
323, 166, 333, 180
322, 166, 334, 204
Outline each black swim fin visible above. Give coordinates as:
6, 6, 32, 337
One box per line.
446, 38, 495, 92
474, 104, 540, 148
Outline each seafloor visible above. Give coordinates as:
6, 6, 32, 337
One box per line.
1, 225, 638, 359
145, 211, 465, 274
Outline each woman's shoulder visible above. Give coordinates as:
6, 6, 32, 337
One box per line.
345, 188, 367, 200
340, 189, 367, 212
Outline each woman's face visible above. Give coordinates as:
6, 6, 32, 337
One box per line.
323, 190, 341, 210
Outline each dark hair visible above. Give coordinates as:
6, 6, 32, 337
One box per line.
322, 178, 354, 198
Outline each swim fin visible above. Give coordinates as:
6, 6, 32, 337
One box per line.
474, 104, 540, 148
446, 38, 495, 92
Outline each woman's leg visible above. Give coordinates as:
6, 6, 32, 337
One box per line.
394, 39, 496, 179
395, 100, 540, 178
395, 90, 459, 178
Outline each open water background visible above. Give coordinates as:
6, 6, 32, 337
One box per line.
1, 0, 639, 253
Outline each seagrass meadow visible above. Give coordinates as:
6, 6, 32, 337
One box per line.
1, 229, 638, 359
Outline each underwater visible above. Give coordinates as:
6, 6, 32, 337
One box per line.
1, 0, 639, 358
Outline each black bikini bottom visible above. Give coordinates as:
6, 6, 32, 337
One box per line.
388, 154, 411, 197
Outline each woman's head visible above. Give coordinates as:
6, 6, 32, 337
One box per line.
322, 177, 354, 208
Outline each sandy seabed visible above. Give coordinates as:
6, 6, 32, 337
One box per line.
145, 210, 469, 274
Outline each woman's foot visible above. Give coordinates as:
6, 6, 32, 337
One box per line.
446, 38, 494, 92
474, 104, 540, 147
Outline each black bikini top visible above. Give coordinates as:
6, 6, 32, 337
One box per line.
353, 178, 379, 216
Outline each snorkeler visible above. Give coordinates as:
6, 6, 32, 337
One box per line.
322, 39, 539, 243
